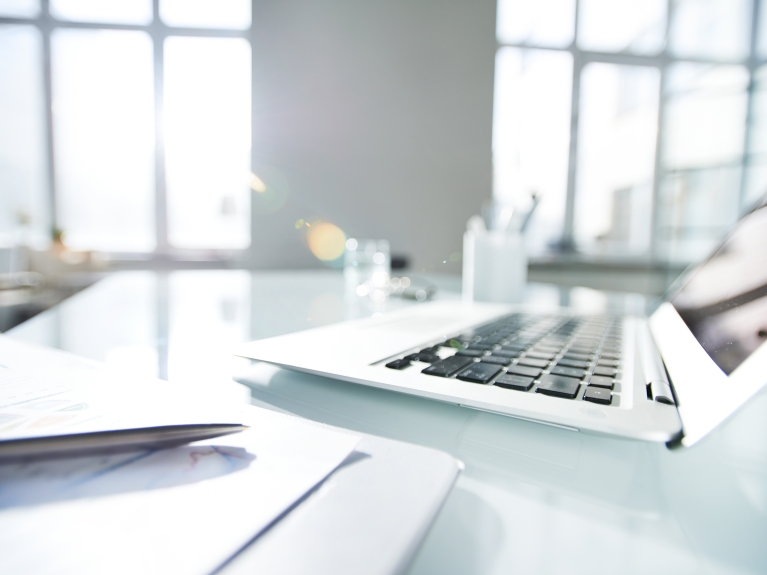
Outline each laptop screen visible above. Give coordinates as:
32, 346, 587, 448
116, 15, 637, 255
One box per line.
670, 200, 767, 375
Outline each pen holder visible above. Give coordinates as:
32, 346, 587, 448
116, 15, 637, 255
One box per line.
462, 230, 527, 303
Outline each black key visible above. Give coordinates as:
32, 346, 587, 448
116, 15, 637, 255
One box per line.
482, 355, 511, 366
538, 342, 567, 350
556, 358, 589, 369
417, 353, 441, 363
535, 374, 580, 399
550, 365, 586, 379
526, 351, 557, 360
492, 348, 524, 357
492, 349, 519, 358
385, 359, 411, 370
422, 355, 474, 377
563, 352, 592, 361
597, 358, 619, 368
573, 343, 600, 351
540, 335, 568, 343
587, 375, 614, 389
574, 336, 600, 343
456, 362, 502, 384
569, 346, 598, 355
494, 373, 534, 391
441, 339, 467, 350
420, 346, 440, 354
532, 345, 560, 354
583, 386, 612, 405
593, 366, 618, 377
518, 357, 549, 368
507, 364, 542, 378
599, 352, 619, 360
403, 353, 420, 361
469, 343, 496, 351
456, 349, 486, 358
501, 344, 527, 352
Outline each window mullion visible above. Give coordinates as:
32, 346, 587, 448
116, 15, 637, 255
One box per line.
561, 0, 581, 251
152, 0, 168, 253
739, 0, 762, 213
648, 0, 672, 263
40, 0, 58, 237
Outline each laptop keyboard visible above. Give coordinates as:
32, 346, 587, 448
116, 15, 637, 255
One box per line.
384, 313, 623, 406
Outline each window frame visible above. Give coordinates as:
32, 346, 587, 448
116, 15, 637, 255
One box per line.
495, 0, 766, 263
0, 0, 253, 262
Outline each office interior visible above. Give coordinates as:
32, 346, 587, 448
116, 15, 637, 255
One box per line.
2, 1, 767, 573
4, 0, 763, 315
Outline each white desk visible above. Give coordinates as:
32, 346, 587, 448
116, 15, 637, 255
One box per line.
8, 270, 767, 575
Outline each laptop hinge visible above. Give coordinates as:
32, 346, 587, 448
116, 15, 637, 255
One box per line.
639, 321, 677, 406
648, 380, 675, 405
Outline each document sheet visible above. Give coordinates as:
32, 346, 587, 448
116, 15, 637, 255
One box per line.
0, 338, 360, 574
0, 336, 236, 439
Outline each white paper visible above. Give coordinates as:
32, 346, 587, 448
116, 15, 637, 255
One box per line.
0, 337, 361, 574
0, 336, 229, 439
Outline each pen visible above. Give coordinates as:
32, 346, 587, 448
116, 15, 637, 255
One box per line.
519, 192, 540, 235
0, 423, 249, 460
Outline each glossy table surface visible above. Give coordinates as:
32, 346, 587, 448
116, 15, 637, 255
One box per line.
7, 270, 767, 575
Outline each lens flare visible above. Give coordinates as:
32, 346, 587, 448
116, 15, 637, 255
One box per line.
249, 173, 266, 193
250, 166, 289, 214
307, 222, 346, 261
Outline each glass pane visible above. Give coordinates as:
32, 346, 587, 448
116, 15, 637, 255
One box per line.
669, 0, 752, 61
663, 64, 749, 168
657, 63, 749, 262
493, 48, 573, 254
578, 0, 666, 55
496, 0, 575, 47
758, 1, 767, 57
160, 0, 251, 30
50, 0, 151, 24
0, 0, 39, 17
0, 26, 49, 249
743, 65, 767, 206
167, 271, 251, 394
656, 167, 743, 262
575, 64, 660, 255
60, 273, 159, 377
52, 29, 155, 252
164, 37, 251, 249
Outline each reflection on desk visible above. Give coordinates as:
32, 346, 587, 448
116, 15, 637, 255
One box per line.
7, 269, 767, 575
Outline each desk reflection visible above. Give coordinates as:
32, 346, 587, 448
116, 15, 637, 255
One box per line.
8, 269, 764, 575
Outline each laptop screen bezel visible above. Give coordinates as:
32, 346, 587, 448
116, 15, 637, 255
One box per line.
649, 197, 767, 447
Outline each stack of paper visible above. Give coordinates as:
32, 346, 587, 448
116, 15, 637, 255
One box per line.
0, 337, 360, 574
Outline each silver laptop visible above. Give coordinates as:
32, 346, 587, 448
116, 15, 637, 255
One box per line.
238, 198, 767, 448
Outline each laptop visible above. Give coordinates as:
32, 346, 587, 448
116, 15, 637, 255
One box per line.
237, 198, 767, 448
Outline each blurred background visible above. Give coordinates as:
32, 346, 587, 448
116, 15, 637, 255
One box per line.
0, 0, 764, 328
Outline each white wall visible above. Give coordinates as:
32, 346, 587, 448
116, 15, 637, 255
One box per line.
248, 0, 497, 273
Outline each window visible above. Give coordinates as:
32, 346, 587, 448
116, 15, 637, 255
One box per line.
495, 0, 766, 264
0, 0, 252, 256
